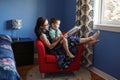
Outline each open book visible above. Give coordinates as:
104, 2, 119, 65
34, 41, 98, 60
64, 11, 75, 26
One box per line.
64, 26, 81, 37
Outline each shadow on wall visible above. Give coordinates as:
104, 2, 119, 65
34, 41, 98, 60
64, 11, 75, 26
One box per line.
5, 20, 15, 38
6, 20, 13, 30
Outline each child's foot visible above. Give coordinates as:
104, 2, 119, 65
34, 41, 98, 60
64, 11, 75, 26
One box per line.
67, 52, 75, 58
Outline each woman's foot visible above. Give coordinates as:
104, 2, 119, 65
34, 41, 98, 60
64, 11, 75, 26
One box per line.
88, 30, 100, 46
89, 30, 100, 41
92, 30, 100, 39
88, 40, 99, 46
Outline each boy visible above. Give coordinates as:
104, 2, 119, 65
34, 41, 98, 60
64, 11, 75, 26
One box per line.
49, 17, 75, 58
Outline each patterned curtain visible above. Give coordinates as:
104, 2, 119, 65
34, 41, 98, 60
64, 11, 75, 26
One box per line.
75, 0, 94, 67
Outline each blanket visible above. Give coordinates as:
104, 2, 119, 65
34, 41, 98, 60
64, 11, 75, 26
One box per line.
0, 34, 22, 80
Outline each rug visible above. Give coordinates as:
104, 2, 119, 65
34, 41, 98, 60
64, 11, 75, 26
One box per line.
27, 66, 91, 80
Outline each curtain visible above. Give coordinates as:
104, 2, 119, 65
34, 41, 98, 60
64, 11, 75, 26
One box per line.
75, 0, 94, 67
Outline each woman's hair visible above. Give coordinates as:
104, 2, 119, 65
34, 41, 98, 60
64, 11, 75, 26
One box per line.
34, 17, 47, 39
50, 17, 60, 25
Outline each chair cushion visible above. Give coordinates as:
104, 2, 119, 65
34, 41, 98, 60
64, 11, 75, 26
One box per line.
45, 54, 57, 63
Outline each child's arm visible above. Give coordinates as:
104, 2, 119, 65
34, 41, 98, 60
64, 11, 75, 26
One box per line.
55, 29, 64, 40
56, 29, 63, 37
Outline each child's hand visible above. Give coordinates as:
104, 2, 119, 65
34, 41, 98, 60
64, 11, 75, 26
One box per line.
63, 35, 68, 38
59, 36, 64, 40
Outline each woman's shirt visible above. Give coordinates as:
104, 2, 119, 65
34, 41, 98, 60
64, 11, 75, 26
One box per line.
40, 31, 55, 53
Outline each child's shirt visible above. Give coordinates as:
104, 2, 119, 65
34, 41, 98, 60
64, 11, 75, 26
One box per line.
49, 28, 62, 40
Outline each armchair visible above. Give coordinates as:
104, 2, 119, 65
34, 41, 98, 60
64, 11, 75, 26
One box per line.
36, 39, 83, 78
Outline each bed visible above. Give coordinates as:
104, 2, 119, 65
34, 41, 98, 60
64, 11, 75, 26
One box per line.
0, 34, 22, 80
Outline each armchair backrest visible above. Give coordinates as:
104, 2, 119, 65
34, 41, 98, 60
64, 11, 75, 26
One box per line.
36, 39, 46, 60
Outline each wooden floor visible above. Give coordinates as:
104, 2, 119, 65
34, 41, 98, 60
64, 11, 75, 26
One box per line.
17, 57, 105, 80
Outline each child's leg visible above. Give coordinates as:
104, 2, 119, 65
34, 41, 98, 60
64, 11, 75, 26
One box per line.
61, 38, 75, 58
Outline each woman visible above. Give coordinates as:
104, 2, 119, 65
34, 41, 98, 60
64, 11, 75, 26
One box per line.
34, 17, 100, 70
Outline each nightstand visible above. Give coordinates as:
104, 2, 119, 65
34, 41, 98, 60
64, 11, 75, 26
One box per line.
12, 38, 34, 66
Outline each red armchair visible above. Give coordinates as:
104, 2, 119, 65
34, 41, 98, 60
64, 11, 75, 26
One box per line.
36, 39, 83, 78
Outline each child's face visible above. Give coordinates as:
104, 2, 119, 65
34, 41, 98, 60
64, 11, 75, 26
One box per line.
52, 21, 60, 29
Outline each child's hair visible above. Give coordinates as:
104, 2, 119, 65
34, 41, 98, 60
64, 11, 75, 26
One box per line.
50, 17, 60, 25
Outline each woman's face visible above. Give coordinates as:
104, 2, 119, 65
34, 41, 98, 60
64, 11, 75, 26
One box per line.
43, 20, 49, 31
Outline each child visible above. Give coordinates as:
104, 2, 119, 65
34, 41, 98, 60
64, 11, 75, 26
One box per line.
49, 17, 75, 58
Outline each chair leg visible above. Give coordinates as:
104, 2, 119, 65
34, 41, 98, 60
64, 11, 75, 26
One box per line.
73, 71, 77, 75
41, 73, 45, 79
73, 71, 82, 80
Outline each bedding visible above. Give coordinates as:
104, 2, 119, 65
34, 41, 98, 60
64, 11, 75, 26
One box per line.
0, 34, 22, 80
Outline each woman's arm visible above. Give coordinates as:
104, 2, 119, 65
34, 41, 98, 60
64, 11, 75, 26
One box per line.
40, 34, 60, 49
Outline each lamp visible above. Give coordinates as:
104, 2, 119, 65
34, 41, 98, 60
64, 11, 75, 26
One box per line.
12, 19, 22, 41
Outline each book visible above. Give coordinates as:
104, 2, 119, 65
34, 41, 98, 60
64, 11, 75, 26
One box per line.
64, 26, 81, 37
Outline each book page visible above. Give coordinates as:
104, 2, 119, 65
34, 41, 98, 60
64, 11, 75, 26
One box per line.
64, 26, 81, 37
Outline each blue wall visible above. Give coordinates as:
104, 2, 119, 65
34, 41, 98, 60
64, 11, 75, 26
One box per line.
94, 30, 120, 79
0, 0, 38, 40
0, 0, 76, 40
63, 0, 76, 32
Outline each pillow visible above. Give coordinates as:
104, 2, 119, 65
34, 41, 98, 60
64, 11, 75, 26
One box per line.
0, 34, 12, 43
0, 34, 13, 58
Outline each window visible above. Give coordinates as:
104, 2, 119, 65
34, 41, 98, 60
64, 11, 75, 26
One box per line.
94, 0, 120, 26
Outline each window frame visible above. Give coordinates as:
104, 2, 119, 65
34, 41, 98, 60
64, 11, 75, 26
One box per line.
94, 0, 120, 32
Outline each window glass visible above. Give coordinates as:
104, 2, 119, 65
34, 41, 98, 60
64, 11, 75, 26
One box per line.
94, 0, 120, 25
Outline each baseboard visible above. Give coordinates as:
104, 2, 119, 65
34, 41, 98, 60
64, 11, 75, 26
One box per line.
88, 67, 117, 80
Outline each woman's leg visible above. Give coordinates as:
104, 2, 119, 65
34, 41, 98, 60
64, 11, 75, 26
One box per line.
61, 38, 75, 58
79, 30, 100, 44
80, 37, 92, 44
